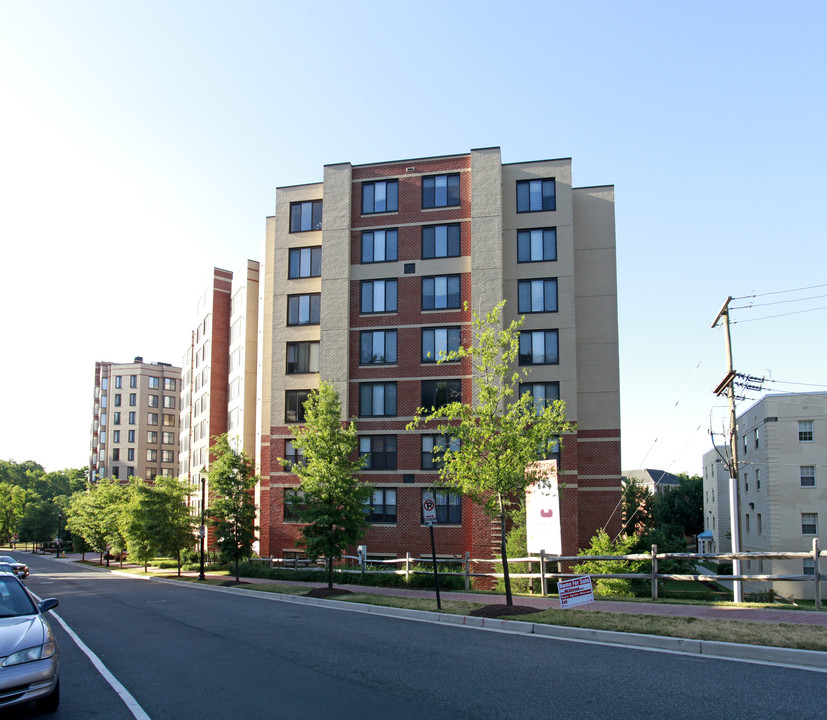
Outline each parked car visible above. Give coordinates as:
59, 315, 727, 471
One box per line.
0, 573, 59, 712
0, 557, 28, 579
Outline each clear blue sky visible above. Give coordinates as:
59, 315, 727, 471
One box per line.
2, 1, 825, 474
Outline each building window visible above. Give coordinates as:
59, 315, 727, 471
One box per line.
359, 436, 397, 470
129, 393, 137, 407
286, 342, 320, 374
149, 377, 160, 389
162, 450, 174, 463
130, 375, 137, 388
422, 174, 460, 209
364, 488, 397, 523
422, 275, 461, 310
516, 178, 555, 213
518, 278, 558, 314
421, 435, 460, 470
801, 466, 816, 487
802, 512, 818, 535
163, 414, 175, 427
421, 380, 461, 410
754, 428, 759, 448
359, 383, 397, 417
360, 280, 397, 314
422, 327, 461, 363
114, 394, 121, 407
147, 431, 158, 443
113, 412, 121, 425
128, 430, 135, 443
422, 224, 460, 259
128, 412, 136, 425
422, 488, 462, 524
290, 200, 323, 232
757, 514, 762, 535
744, 473, 749, 493
283, 440, 305, 469
360, 330, 397, 365
163, 396, 175, 409
799, 420, 814, 442
148, 395, 159, 408
745, 514, 750, 533
743, 434, 749, 454
146, 449, 157, 462
283, 489, 307, 522
148, 413, 158, 426
285, 390, 311, 423
804, 559, 816, 577
518, 330, 559, 365
127, 448, 135, 462
361, 229, 398, 263
362, 180, 398, 214
99, 431, 106, 446
115, 376, 122, 389
113, 430, 120, 443
163, 432, 175, 444
287, 294, 321, 326
520, 382, 560, 410
756, 468, 761, 490
164, 378, 176, 391
518, 228, 557, 262
113, 448, 120, 461
288, 247, 322, 278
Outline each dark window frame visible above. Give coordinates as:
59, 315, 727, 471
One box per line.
359, 435, 398, 470
422, 223, 461, 259
421, 326, 461, 363
285, 390, 311, 423
518, 330, 559, 365
289, 200, 323, 233
360, 330, 398, 365
360, 279, 398, 314
421, 435, 460, 470
287, 293, 321, 326
422, 274, 461, 310
364, 487, 397, 523
516, 178, 556, 213
517, 227, 557, 263
361, 229, 399, 263
359, 382, 397, 417
286, 341, 320, 374
362, 180, 399, 215
421, 487, 462, 524
517, 278, 558, 314
422, 173, 460, 209
421, 379, 462, 410
288, 246, 322, 278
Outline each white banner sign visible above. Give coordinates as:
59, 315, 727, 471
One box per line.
558, 576, 594, 609
525, 460, 561, 555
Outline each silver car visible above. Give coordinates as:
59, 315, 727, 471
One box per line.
0, 556, 29, 579
0, 573, 59, 712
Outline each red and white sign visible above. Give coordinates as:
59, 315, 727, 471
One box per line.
422, 497, 437, 525
525, 460, 561, 555
558, 576, 594, 609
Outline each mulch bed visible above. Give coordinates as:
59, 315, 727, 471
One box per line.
220, 580, 254, 587
304, 587, 354, 599
469, 604, 540, 618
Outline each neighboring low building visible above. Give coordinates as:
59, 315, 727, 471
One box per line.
89, 358, 182, 483
623, 468, 682, 495
258, 146, 622, 565
702, 392, 827, 599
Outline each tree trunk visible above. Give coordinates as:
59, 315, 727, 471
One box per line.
327, 556, 333, 589
235, 556, 240, 582
501, 511, 513, 606
177, 549, 181, 577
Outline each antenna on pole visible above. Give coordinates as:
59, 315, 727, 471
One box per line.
712, 297, 744, 603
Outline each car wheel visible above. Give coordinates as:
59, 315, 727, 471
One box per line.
34, 679, 59, 714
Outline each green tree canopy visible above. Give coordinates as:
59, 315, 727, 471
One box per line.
408, 301, 574, 605
208, 435, 258, 581
281, 381, 370, 589
652, 474, 703, 537
0, 483, 27, 544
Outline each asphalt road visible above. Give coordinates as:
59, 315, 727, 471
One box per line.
3, 552, 827, 719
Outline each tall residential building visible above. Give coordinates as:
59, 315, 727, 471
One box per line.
89, 358, 182, 483
259, 147, 621, 563
179, 263, 259, 520
702, 392, 827, 599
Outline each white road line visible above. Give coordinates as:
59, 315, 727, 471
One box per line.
32, 592, 152, 720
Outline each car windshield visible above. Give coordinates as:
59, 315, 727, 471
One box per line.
0, 577, 37, 617
0, 557, 18, 564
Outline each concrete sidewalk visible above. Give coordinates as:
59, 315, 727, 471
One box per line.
45, 551, 827, 626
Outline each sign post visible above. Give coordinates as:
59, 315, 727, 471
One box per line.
422, 497, 441, 610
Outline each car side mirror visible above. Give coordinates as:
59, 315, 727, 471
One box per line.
38, 598, 59, 613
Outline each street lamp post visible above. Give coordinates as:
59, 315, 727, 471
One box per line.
198, 475, 206, 581
56, 512, 62, 558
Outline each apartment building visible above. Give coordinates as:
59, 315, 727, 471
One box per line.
89, 358, 182, 483
179, 263, 259, 521
702, 392, 827, 598
259, 147, 621, 564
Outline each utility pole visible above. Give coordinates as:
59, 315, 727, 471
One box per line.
712, 297, 743, 602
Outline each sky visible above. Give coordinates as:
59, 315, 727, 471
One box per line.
1, 1, 825, 475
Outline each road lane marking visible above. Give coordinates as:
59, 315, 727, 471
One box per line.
31, 593, 152, 720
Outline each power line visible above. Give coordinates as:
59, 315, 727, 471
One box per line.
732, 283, 827, 301
731, 305, 827, 324
731, 293, 827, 309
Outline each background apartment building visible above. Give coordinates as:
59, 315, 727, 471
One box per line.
179, 263, 259, 522
702, 392, 827, 599
89, 358, 182, 483
259, 147, 621, 564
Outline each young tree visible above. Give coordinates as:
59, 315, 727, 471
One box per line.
151, 476, 196, 576
408, 301, 574, 605
0, 483, 27, 544
653, 474, 703, 537
208, 435, 258, 582
121, 480, 159, 571
622, 478, 656, 536
281, 381, 370, 590
17, 498, 59, 549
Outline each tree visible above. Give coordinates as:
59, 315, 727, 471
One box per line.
281, 381, 370, 590
0, 483, 27, 544
208, 435, 258, 582
622, 478, 656, 536
17, 498, 59, 548
572, 529, 642, 597
408, 301, 574, 605
66, 480, 126, 564
121, 480, 159, 571
150, 476, 196, 576
653, 474, 703, 537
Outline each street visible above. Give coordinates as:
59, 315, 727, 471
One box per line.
4, 552, 826, 719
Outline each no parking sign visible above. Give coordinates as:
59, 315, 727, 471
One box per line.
422, 497, 437, 525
